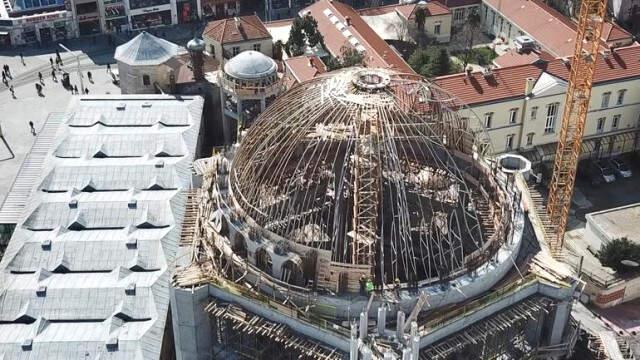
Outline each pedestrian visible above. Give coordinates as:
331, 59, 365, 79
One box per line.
28, 121, 36, 136
9, 85, 14, 97
84, 87, 89, 95
55, 49, 60, 62
49, 57, 53, 67
106, 63, 111, 73
1, 70, 5, 83
73, 85, 78, 94
38, 72, 43, 83
3, 64, 9, 78
35, 83, 41, 96
87, 71, 92, 82
55, 58, 60, 71
51, 69, 57, 81
20, 52, 25, 65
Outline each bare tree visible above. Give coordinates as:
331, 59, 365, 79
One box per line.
459, 8, 482, 69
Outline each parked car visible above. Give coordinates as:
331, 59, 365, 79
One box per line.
589, 160, 616, 185
608, 157, 632, 178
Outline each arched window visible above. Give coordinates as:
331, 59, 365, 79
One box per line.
142, 74, 150, 86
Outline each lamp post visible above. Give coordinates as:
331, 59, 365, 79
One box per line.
58, 43, 84, 94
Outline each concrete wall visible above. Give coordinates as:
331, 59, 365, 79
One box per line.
171, 285, 213, 360
117, 62, 168, 94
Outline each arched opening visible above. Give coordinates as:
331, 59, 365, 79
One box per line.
142, 74, 150, 86
281, 259, 304, 286
232, 236, 247, 259
255, 247, 272, 275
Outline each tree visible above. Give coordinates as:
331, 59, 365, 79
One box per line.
459, 8, 482, 69
286, 14, 324, 57
325, 45, 366, 71
414, 7, 426, 32
598, 237, 640, 274
408, 47, 458, 78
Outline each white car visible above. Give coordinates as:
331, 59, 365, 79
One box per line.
609, 158, 632, 178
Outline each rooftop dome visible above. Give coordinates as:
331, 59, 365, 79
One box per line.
187, 37, 206, 52
229, 68, 514, 285
224, 50, 277, 80
114, 32, 181, 66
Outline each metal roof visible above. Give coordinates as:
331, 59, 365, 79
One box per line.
114, 32, 182, 66
0, 95, 204, 359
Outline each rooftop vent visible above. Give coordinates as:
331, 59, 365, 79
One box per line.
41, 239, 52, 250
128, 199, 137, 209
141, 102, 152, 108
21, 338, 33, 351
116, 103, 126, 110
106, 337, 119, 351
36, 285, 47, 297
155, 160, 165, 168
69, 199, 78, 209
125, 282, 136, 295
482, 67, 493, 78
126, 237, 138, 249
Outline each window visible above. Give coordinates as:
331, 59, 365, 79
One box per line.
142, 74, 150, 86
526, 133, 534, 146
484, 112, 493, 129
232, 46, 240, 56
454, 8, 465, 21
509, 108, 518, 124
596, 117, 606, 133
601, 92, 611, 108
505, 134, 514, 151
612, 114, 620, 130
616, 89, 626, 105
530, 106, 538, 120
253, 43, 261, 52
434, 24, 441, 35
545, 103, 559, 133
210, 45, 215, 58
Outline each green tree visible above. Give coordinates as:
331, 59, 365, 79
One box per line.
408, 47, 434, 77
273, 40, 284, 61
431, 48, 452, 76
598, 237, 640, 274
414, 7, 426, 32
325, 45, 366, 71
459, 8, 483, 69
286, 14, 324, 57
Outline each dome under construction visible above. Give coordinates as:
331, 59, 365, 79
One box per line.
216, 67, 523, 295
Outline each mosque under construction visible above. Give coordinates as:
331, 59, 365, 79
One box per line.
171, 67, 580, 360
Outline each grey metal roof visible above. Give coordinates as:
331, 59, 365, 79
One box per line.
114, 32, 182, 66
0, 95, 204, 359
224, 50, 278, 80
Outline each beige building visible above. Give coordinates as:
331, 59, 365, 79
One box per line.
440, 0, 482, 27
202, 15, 273, 61
434, 45, 640, 163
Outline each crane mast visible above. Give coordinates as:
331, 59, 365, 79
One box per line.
547, 0, 607, 254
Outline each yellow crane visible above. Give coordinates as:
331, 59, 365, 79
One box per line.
547, 0, 608, 254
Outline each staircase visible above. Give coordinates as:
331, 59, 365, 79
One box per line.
528, 184, 562, 256
179, 189, 199, 247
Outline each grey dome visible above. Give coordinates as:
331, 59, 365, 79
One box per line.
187, 37, 206, 52
224, 50, 277, 80
114, 32, 181, 66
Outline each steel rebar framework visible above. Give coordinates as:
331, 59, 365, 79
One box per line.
547, 0, 607, 254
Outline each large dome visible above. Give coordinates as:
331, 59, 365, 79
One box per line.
229, 68, 513, 286
224, 50, 277, 80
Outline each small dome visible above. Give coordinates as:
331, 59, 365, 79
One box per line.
187, 37, 206, 52
224, 50, 277, 80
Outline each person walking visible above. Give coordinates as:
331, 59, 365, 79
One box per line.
51, 69, 57, 81
1, 70, 5, 84
38, 72, 43, 84
9, 85, 14, 97
35, 83, 42, 96
84, 87, 89, 95
87, 71, 92, 82
28, 121, 36, 136
106, 63, 111, 73
73, 85, 78, 94
49, 57, 54, 67
3, 64, 9, 78
20, 52, 25, 66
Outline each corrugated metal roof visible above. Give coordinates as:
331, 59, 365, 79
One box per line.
0, 95, 203, 359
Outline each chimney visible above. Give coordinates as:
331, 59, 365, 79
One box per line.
465, 66, 472, 78
345, 16, 351, 26
187, 37, 206, 81
308, 58, 315, 68
524, 77, 535, 96
234, 17, 242, 32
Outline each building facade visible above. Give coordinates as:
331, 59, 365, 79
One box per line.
0, 7, 75, 47
434, 45, 640, 164
202, 15, 273, 61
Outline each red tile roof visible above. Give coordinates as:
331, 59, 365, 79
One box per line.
357, 2, 450, 19
486, 0, 633, 57
304, 0, 414, 74
601, 21, 634, 43
435, 0, 481, 8
203, 15, 271, 45
433, 44, 640, 106
285, 55, 328, 83
493, 48, 554, 68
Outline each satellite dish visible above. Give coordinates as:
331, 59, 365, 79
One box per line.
621, 260, 640, 267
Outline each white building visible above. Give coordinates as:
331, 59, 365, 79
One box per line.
0, 95, 204, 358
0, 0, 75, 47
114, 31, 183, 94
